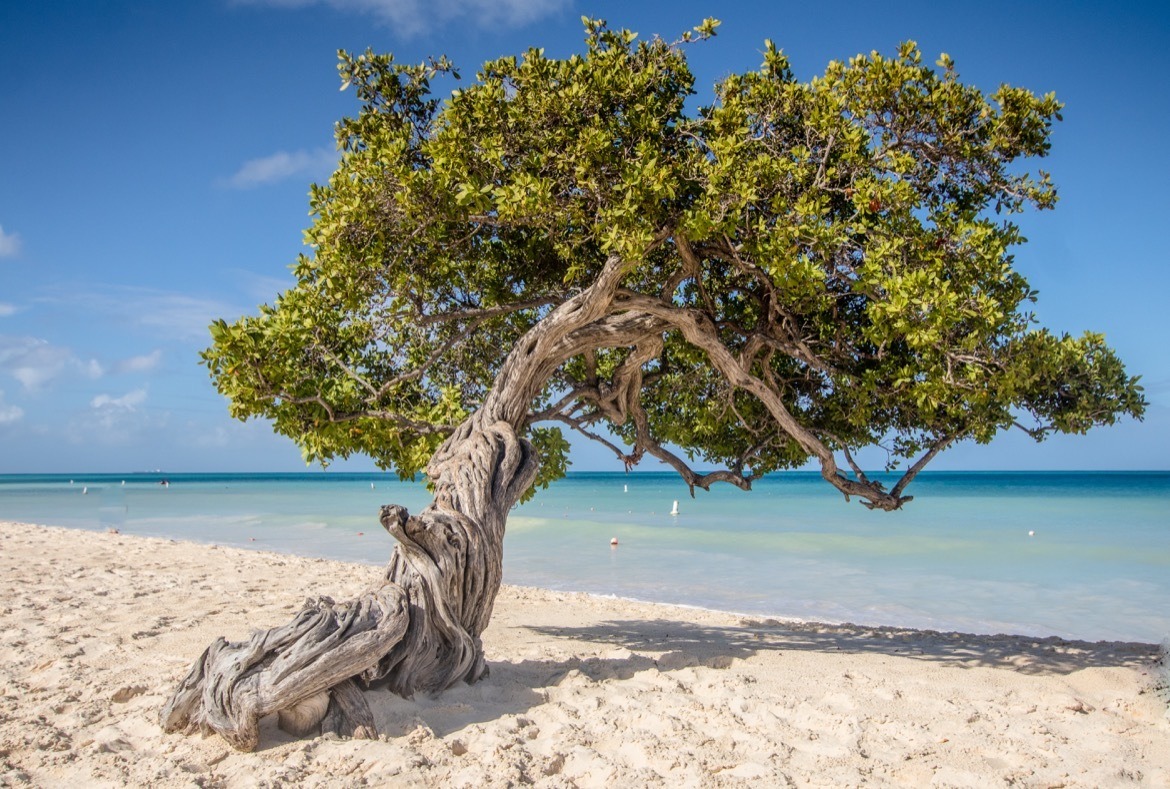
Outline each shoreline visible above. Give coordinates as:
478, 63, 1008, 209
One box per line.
2, 519, 1168, 786
10, 514, 1165, 645
4, 470, 1168, 645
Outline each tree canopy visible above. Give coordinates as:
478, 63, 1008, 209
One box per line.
204, 19, 1145, 510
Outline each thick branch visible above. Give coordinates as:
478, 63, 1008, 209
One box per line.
614, 292, 915, 510
485, 253, 642, 427
640, 440, 755, 495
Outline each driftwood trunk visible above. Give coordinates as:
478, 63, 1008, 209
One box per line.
159, 414, 538, 751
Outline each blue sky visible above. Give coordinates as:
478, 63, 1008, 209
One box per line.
1, 0, 1167, 473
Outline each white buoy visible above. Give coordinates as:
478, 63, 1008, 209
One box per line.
670, 500, 679, 516
623, 484, 628, 493
121, 480, 125, 486
82, 486, 88, 495
1028, 530, 1035, 537
371, 482, 375, 490
610, 537, 619, 546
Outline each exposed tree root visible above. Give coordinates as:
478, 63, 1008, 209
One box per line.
161, 417, 540, 751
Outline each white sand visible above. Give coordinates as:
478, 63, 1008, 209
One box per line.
1, 520, 1167, 787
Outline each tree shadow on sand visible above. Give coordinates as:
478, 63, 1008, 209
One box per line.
310, 616, 1162, 747
525, 617, 1161, 676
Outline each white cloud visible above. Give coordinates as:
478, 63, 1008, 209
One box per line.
90, 388, 149, 431
0, 390, 22, 425
0, 226, 21, 258
0, 303, 16, 317
73, 387, 167, 442
41, 287, 245, 342
91, 388, 148, 411
115, 349, 163, 374
0, 336, 104, 390
133, 294, 241, 341
222, 147, 338, 189
234, 0, 568, 37
238, 271, 296, 302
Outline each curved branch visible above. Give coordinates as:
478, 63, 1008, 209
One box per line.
705, 234, 843, 378
276, 393, 455, 435
547, 413, 632, 464
614, 292, 915, 510
373, 313, 495, 398
415, 296, 560, 327
1012, 419, 1051, 440
821, 432, 878, 489
640, 439, 755, 495
889, 435, 956, 501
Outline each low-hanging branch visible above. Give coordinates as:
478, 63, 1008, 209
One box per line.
613, 290, 916, 509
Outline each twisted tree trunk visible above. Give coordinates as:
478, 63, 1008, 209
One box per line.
161, 256, 633, 751
159, 414, 538, 751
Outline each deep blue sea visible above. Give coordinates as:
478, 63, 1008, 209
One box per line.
1, 471, 1167, 643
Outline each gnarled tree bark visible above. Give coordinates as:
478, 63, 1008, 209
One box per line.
160, 399, 542, 752
160, 412, 540, 751
161, 256, 633, 751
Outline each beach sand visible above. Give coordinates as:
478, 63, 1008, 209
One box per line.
1, 520, 1167, 787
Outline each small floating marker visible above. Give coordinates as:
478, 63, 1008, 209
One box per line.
70, 480, 74, 485
357, 531, 364, 536
370, 482, 375, 490
1028, 530, 1035, 537
121, 480, 125, 486
249, 537, 256, 541
670, 500, 679, 516
610, 537, 619, 546
623, 484, 628, 493
82, 486, 88, 495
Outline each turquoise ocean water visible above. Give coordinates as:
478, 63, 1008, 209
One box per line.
1, 471, 1166, 644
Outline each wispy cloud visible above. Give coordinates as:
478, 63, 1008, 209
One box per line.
236, 271, 297, 303
91, 388, 148, 411
0, 390, 23, 425
78, 387, 166, 439
0, 336, 104, 390
0, 303, 16, 317
90, 388, 148, 431
234, 0, 568, 37
221, 147, 338, 189
41, 287, 246, 343
133, 294, 242, 341
114, 349, 163, 374
0, 225, 21, 258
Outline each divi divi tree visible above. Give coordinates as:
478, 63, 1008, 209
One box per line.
161, 20, 1144, 750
